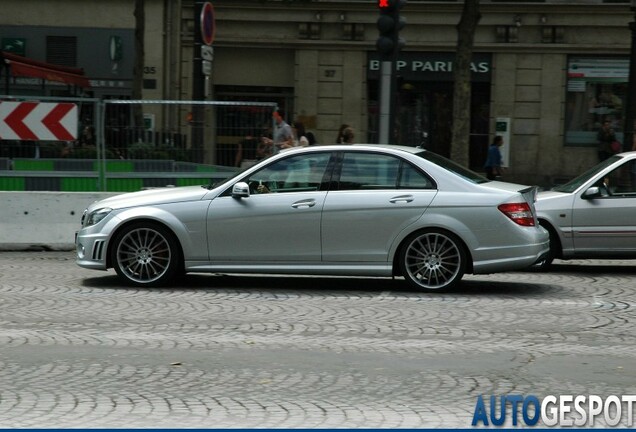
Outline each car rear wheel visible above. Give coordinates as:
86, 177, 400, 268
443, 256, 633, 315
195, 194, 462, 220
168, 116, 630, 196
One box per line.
399, 230, 466, 291
111, 222, 181, 287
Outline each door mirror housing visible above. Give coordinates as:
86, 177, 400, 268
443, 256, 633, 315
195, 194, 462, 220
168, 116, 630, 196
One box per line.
232, 182, 250, 198
582, 186, 601, 199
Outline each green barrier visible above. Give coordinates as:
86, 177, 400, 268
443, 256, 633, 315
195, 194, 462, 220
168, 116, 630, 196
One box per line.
61, 178, 99, 192
176, 178, 211, 187
196, 165, 217, 172
0, 177, 25, 191
107, 178, 143, 192
107, 161, 135, 172
13, 160, 55, 171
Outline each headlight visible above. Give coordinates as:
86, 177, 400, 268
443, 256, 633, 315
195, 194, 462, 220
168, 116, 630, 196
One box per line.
84, 207, 112, 227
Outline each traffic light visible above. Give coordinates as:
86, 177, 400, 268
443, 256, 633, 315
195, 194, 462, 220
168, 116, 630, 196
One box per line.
376, 0, 406, 60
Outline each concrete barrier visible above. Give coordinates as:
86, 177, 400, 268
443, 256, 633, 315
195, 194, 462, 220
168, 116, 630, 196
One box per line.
0, 192, 120, 251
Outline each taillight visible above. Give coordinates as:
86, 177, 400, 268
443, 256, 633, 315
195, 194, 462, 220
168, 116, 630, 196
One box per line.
498, 202, 535, 226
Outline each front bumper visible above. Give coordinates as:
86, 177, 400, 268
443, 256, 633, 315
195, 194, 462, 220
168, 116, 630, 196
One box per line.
75, 230, 109, 270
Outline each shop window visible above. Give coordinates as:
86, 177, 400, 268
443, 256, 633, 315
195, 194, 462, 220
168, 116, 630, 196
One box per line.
46, 36, 77, 67
565, 57, 628, 147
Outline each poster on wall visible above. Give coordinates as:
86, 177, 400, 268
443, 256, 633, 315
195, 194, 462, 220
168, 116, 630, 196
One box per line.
565, 57, 628, 147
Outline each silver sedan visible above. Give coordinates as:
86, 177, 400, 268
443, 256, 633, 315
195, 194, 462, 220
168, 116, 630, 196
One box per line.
76, 145, 549, 291
535, 151, 636, 269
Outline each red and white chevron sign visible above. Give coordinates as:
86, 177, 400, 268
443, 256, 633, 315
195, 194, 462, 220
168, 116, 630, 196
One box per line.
0, 101, 78, 141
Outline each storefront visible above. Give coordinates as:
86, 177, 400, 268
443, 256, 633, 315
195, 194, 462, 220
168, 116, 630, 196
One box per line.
367, 52, 492, 170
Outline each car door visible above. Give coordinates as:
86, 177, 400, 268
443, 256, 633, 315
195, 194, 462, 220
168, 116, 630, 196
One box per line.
572, 158, 636, 253
206, 152, 333, 262
321, 151, 437, 262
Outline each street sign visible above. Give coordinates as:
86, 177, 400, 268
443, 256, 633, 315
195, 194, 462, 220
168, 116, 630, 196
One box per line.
202, 60, 212, 76
2, 38, 26, 56
0, 102, 78, 141
201, 45, 214, 61
200, 2, 216, 46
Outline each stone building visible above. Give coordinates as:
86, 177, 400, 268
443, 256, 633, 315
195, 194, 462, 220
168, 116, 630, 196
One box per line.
1, 0, 634, 186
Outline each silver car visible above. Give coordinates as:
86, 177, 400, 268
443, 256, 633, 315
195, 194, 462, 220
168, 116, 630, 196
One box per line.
534, 151, 636, 269
76, 145, 549, 291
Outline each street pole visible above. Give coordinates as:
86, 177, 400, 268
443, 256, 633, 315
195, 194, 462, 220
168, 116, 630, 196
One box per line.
191, 1, 206, 163
378, 60, 392, 144
625, 1, 636, 152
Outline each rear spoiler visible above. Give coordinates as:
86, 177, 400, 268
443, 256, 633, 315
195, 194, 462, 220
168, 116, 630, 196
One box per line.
519, 186, 538, 204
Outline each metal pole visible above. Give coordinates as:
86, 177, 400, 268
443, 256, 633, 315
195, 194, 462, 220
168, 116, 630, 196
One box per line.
378, 60, 392, 144
96, 100, 106, 191
624, 16, 636, 152
192, 1, 205, 163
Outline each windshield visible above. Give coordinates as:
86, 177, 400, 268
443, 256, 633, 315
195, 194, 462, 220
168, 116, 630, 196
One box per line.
416, 150, 489, 184
552, 155, 621, 193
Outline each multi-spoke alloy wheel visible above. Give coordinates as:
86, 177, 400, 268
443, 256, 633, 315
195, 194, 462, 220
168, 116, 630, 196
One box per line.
111, 222, 180, 286
400, 230, 466, 291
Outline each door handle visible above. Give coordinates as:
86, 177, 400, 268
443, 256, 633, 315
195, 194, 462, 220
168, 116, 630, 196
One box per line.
291, 199, 316, 208
389, 195, 414, 203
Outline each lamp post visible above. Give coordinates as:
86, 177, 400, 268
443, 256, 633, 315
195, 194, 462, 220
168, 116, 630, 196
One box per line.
624, 0, 636, 152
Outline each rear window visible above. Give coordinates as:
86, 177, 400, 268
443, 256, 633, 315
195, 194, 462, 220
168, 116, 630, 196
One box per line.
416, 150, 489, 184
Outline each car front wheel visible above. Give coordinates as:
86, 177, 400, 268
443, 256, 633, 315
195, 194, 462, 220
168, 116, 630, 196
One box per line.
111, 222, 181, 287
399, 230, 466, 291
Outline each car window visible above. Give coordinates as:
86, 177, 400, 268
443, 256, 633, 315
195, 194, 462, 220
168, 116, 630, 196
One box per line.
338, 152, 434, 191
244, 152, 332, 194
597, 159, 636, 197
416, 150, 488, 184
552, 155, 621, 193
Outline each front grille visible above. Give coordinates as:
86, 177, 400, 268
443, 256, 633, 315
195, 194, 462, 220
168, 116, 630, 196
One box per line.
92, 240, 105, 261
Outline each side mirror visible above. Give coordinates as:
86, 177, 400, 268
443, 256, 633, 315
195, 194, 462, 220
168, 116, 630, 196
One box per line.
231, 182, 250, 198
582, 186, 601, 199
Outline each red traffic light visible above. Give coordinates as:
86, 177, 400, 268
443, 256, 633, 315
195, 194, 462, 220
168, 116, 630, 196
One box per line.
378, 0, 406, 10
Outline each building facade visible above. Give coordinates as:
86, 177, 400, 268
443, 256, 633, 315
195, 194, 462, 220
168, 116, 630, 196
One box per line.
1, 0, 634, 186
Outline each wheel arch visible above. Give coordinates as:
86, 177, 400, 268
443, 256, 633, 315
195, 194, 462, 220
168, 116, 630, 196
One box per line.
391, 226, 474, 277
537, 218, 563, 259
106, 218, 185, 271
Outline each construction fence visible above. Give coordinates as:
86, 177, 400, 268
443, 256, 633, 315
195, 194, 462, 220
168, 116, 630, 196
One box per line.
0, 96, 278, 192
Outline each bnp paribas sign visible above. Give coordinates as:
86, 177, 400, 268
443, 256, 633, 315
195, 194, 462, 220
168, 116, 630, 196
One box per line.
368, 52, 492, 82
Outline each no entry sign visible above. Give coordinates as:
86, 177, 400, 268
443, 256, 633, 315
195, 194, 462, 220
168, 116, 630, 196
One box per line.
200, 2, 216, 46
0, 101, 78, 141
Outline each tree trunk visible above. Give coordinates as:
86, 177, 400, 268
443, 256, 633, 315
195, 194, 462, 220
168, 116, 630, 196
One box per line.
450, 0, 481, 168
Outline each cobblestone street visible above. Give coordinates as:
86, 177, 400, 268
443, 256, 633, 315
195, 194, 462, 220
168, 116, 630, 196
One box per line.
0, 252, 635, 428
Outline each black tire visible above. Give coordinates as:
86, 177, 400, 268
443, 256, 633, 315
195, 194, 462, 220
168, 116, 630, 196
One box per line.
399, 229, 467, 291
110, 221, 181, 287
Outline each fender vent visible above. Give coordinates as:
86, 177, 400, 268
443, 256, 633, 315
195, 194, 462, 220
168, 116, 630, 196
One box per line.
92, 240, 105, 261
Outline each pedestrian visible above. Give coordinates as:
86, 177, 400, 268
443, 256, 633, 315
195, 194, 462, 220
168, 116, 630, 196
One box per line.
335, 124, 350, 144
261, 110, 293, 152
292, 121, 309, 147
341, 126, 355, 144
597, 119, 617, 161
484, 135, 504, 180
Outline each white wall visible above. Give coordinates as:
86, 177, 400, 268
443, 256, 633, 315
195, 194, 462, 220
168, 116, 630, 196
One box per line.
0, 192, 119, 251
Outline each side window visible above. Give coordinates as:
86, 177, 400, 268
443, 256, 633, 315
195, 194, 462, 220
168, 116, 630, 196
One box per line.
399, 162, 435, 189
338, 152, 435, 191
339, 153, 400, 190
602, 159, 636, 196
245, 152, 332, 194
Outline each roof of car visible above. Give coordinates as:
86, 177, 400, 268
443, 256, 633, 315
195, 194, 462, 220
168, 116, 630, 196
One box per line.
351, 144, 424, 154
278, 144, 424, 156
